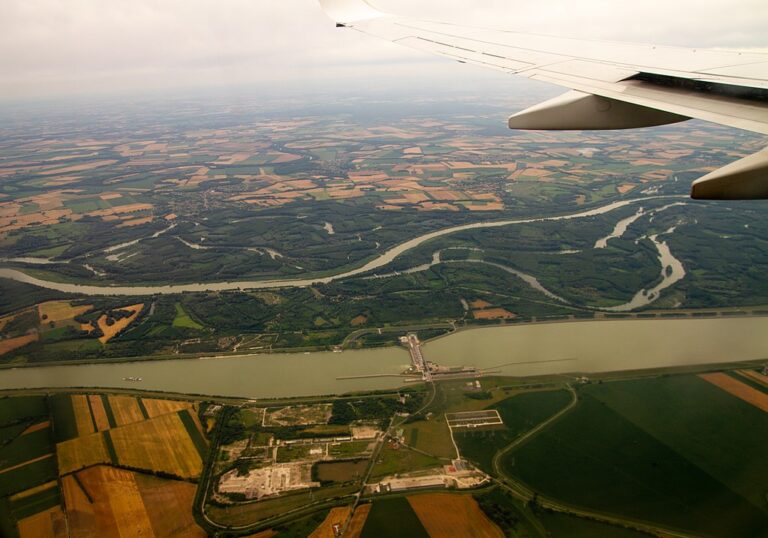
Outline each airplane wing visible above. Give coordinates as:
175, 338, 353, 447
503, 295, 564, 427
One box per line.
319, 0, 768, 200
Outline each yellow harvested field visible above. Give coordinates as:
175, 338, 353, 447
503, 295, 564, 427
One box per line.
699, 373, 768, 413
108, 395, 145, 426
0, 333, 38, 356
109, 412, 202, 478
135, 472, 207, 537
38, 159, 118, 175
97, 303, 144, 343
408, 493, 504, 538
57, 432, 110, 475
473, 308, 516, 320
346, 504, 372, 538
141, 398, 193, 418
350, 315, 367, 326
309, 506, 352, 538
117, 216, 154, 227
71, 395, 95, 436
63, 467, 153, 538
37, 301, 92, 323
469, 299, 493, 309
10, 480, 57, 501
17, 506, 65, 538
88, 395, 111, 431
21, 420, 50, 435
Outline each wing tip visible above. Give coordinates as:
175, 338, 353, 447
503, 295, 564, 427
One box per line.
319, 0, 387, 24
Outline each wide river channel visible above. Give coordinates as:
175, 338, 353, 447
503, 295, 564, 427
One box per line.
0, 196, 683, 296
1, 317, 765, 399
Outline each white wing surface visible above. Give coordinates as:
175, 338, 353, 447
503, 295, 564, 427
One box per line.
320, 0, 768, 199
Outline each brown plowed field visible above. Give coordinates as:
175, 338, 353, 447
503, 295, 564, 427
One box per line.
309, 506, 352, 538
0, 333, 38, 356
407, 493, 504, 538
345, 504, 372, 538
699, 372, 768, 412
17, 506, 66, 538
135, 473, 206, 537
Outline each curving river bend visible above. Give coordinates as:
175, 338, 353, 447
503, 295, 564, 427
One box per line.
0, 196, 685, 298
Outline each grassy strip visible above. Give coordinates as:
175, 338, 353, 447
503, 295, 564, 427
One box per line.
71, 472, 93, 503
48, 394, 77, 442
0, 457, 57, 497
178, 410, 207, 458
0, 423, 29, 446
136, 398, 149, 420
102, 432, 118, 465
84, 395, 98, 433
0, 396, 47, 427
726, 370, 768, 394
0, 428, 54, 470
10, 485, 60, 520
100, 395, 117, 428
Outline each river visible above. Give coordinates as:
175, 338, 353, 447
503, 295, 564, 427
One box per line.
424, 317, 768, 378
0, 196, 684, 296
0, 317, 765, 398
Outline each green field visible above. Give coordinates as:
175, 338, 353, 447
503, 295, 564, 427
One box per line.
48, 394, 78, 442
360, 497, 429, 538
172, 303, 204, 329
0, 428, 54, 470
455, 389, 572, 473
504, 376, 768, 537
0, 396, 47, 427
369, 444, 442, 480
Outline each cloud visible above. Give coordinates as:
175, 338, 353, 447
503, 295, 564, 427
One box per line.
1, 0, 766, 100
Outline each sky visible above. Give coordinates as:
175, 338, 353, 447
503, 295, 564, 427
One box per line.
1, 0, 767, 101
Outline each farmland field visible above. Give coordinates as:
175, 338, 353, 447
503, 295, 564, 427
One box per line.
345, 504, 372, 538
309, 506, 351, 538
454, 389, 572, 473
369, 443, 442, 480
407, 493, 503, 538
108, 411, 203, 478
70, 395, 95, 436
107, 395, 145, 426
699, 372, 768, 412
173, 303, 204, 329
504, 376, 768, 538
56, 432, 111, 474
16, 506, 65, 538
141, 398, 193, 418
62, 465, 206, 537
314, 460, 367, 482
360, 496, 428, 538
